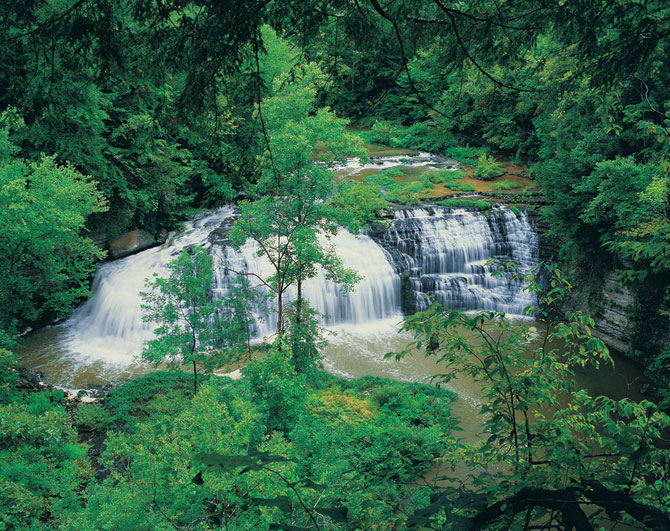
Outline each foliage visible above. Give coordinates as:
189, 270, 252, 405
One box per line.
104, 371, 202, 430
141, 247, 217, 393
444, 147, 488, 165
489, 179, 522, 191
141, 247, 256, 393
243, 340, 308, 434
0, 352, 92, 530
73, 404, 113, 432
437, 199, 491, 211
230, 42, 372, 348
383, 167, 404, 178
329, 181, 387, 233
63, 354, 454, 530
473, 153, 504, 181
284, 300, 327, 373
443, 181, 475, 192
0, 350, 19, 404
391, 266, 670, 529
368, 120, 456, 152
385, 185, 421, 206
364, 173, 397, 187
0, 127, 107, 336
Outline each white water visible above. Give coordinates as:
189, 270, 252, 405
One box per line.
60, 207, 237, 365
336, 152, 458, 177
383, 207, 538, 315
60, 207, 403, 365
51, 204, 537, 372
214, 229, 402, 337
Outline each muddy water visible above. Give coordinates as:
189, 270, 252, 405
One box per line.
16, 143, 648, 433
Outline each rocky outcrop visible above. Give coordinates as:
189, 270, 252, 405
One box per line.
109, 229, 156, 258
592, 270, 637, 353
532, 215, 636, 353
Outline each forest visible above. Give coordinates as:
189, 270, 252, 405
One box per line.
1, 0, 669, 529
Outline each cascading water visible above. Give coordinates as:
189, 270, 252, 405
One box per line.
212, 228, 402, 337
44, 202, 537, 377
376, 206, 538, 316
60, 207, 238, 365
61, 206, 402, 364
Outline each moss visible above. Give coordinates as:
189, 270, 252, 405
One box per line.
490, 179, 522, 190
437, 199, 491, 211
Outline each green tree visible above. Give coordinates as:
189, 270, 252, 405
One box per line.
141, 246, 257, 393
230, 34, 378, 352
0, 124, 107, 338
0, 350, 92, 531
392, 265, 670, 529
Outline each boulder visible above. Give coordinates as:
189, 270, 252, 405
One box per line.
109, 229, 156, 258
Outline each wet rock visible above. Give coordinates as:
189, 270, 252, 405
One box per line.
156, 228, 169, 243
109, 229, 156, 258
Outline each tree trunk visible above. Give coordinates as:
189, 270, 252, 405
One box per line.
192, 359, 198, 395
277, 290, 283, 337
295, 278, 303, 353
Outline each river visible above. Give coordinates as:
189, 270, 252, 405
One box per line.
16, 146, 648, 441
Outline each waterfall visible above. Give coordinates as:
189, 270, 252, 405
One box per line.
377, 206, 538, 316
61, 207, 238, 365
61, 207, 402, 363
59, 204, 538, 366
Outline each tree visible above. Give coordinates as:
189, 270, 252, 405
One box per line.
391, 264, 670, 530
141, 246, 257, 393
229, 32, 380, 355
0, 122, 107, 338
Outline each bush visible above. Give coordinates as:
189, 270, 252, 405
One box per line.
510, 206, 521, 217
419, 173, 436, 189
382, 167, 404, 178
74, 404, 113, 432
243, 340, 307, 433
490, 179, 522, 190
0, 349, 18, 404
364, 173, 396, 187
369, 120, 457, 152
385, 186, 421, 205
444, 181, 475, 192
404, 181, 425, 193
444, 146, 488, 165
473, 154, 504, 180
104, 371, 196, 429
437, 199, 491, 211
421, 171, 447, 184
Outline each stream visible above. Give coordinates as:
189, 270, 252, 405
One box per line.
16, 146, 648, 444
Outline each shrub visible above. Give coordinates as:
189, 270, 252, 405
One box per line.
104, 371, 195, 429
0, 349, 18, 404
383, 167, 404, 178
437, 199, 491, 211
444, 181, 475, 192
473, 154, 504, 180
490, 179, 522, 190
369, 120, 457, 152
364, 173, 396, 187
74, 404, 113, 432
444, 146, 488, 165
421, 171, 447, 184
404, 181, 425, 193
510, 206, 521, 217
385, 186, 421, 205
369, 120, 401, 145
